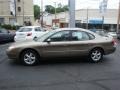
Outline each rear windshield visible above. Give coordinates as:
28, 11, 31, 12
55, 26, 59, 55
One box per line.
18, 28, 32, 32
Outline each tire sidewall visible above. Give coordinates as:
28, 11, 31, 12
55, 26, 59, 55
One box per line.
89, 49, 103, 63
20, 50, 39, 66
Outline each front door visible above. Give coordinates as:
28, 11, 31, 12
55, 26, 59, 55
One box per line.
41, 30, 71, 57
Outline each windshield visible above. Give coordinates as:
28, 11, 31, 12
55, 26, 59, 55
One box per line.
36, 30, 57, 42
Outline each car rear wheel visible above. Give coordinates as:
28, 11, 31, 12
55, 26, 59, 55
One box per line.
89, 49, 103, 63
20, 50, 39, 66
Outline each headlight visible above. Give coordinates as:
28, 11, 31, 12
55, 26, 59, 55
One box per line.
8, 46, 15, 50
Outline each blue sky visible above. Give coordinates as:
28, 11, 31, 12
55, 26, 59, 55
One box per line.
33, 0, 119, 10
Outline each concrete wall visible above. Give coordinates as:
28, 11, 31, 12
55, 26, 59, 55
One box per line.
43, 9, 118, 26
0, 0, 34, 25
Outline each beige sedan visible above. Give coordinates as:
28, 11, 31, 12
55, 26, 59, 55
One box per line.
6, 28, 116, 66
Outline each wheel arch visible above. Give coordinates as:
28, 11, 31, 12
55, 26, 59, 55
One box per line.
89, 47, 105, 55
19, 48, 40, 59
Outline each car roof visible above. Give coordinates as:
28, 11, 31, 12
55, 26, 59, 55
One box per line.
55, 28, 85, 31
21, 26, 41, 28
55, 28, 94, 33
54, 28, 100, 36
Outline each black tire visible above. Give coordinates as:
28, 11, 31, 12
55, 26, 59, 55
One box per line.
89, 48, 103, 63
20, 49, 40, 66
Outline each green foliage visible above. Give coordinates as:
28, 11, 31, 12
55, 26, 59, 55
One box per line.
45, 4, 69, 14
45, 5, 55, 14
63, 5, 69, 11
34, 5, 40, 20
0, 24, 19, 30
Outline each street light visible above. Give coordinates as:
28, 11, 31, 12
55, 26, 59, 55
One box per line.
41, 0, 43, 27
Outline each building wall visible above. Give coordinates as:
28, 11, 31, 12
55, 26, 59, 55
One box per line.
43, 9, 118, 27
16, 0, 34, 25
0, 0, 34, 26
0, 0, 10, 24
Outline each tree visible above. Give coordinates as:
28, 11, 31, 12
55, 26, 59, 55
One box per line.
45, 5, 69, 14
45, 5, 55, 14
63, 5, 69, 11
34, 5, 40, 20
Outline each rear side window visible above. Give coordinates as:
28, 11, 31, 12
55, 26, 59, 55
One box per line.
35, 27, 42, 32
72, 31, 90, 41
18, 28, 32, 32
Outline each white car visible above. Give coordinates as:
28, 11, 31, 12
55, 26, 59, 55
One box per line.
14, 26, 47, 42
107, 32, 117, 38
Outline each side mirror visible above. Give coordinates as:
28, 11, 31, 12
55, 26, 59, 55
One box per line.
46, 39, 51, 43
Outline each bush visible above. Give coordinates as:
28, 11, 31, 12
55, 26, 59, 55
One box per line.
0, 24, 21, 30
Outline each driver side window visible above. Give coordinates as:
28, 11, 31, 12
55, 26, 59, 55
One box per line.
48, 31, 70, 42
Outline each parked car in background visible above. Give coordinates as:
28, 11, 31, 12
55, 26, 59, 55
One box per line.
7, 28, 116, 66
117, 32, 120, 39
14, 26, 48, 42
89, 29, 107, 37
0, 28, 15, 43
107, 32, 117, 39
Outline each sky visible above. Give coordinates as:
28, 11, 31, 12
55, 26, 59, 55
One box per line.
33, 0, 119, 10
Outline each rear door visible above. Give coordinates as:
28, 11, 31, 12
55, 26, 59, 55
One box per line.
67, 30, 95, 56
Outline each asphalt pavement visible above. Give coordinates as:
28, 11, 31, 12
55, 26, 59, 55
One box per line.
0, 41, 120, 90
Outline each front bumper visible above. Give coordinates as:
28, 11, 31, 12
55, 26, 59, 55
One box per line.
6, 49, 19, 60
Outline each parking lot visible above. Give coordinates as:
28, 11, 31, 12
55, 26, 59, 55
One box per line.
0, 41, 120, 90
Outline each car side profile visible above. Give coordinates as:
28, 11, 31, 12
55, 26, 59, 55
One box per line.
14, 26, 47, 42
7, 28, 116, 66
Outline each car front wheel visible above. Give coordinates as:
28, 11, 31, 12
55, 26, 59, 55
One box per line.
20, 50, 39, 66
89, 49, 103, 63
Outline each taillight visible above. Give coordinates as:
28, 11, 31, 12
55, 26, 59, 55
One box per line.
27, 33, 32, 36
112, 39, 117, 46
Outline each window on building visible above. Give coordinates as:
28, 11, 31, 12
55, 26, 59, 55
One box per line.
18, 0, 21, 2
18, 7, 21, 12
0, 18, 4, 25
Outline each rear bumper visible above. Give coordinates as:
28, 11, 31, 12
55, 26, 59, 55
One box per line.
104, 47, 116, 55
14, 36, 33, 42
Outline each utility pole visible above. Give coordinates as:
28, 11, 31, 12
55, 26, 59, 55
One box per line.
117, 0, 120, 33
102, 16, 104, 30
23, 0, 24, 26
86, 8, 89, 29
69, 0, 75, 28
14, 0, 17, 23
54, 2, 57, 26
41, 0, 43, 27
